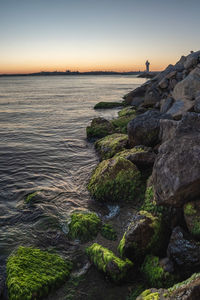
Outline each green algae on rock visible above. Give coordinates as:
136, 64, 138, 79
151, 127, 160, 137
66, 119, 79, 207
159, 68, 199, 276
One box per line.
141, 255, 176, 288
111, 114, 136, 134
88, 156, 141, 202
137, 272, 200, 299
25, 191, 38, 204
6, 246, 72, 300
94, 101, 124, 109
95, 133, 129, 160
68, 212, 101, 242
184, 200, 200, 239
141, 186, 165, 216
86, 117, 114, 140
86, 243, 133, 282
118, 211, 162, 260
101, 223, 117, 241
118, 106, 136, 117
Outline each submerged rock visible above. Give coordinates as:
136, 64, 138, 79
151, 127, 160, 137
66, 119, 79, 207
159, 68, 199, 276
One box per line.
68, 212, 101, 242
6, 246, 72, 300
167, 226, 200, 276
86, 243, 133, 282
95, 133, 129, 160
184, 201, 200, 239
94, 101, 124, 109
137, 272, 200, 300
86, 117, 114, 140
153, 113, 200, 207
88, 156, 141, 202
118, 211, 162, 261
141, 255, 176, 288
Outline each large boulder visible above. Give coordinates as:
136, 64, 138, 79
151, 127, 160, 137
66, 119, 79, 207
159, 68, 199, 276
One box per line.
166, 99, 194, 120
184, 51, 200, 70
184, 200, 200, 239
144, 88, 161, 107
123, 84, 147, 106
167, 227, 200, 276
136, 273, 200, 300
153, 113, 200, 207
194, 92, 200, 112
118, 211, 162, 261
127, 110, 170, 147
88, 156, 141, 202
172, 64, 200, 101
159, 119, 178, 143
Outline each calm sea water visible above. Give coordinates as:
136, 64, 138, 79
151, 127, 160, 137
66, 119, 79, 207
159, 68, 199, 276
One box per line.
0, 75, 145, 261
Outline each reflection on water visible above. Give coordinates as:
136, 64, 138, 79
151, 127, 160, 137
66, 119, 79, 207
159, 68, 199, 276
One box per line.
0, 75, 145, 261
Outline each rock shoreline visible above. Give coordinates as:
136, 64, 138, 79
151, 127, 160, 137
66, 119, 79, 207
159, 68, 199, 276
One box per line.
2, 50, 200, 299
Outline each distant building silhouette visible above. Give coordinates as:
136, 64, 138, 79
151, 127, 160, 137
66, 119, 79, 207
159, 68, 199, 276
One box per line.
145, 60, 150, 72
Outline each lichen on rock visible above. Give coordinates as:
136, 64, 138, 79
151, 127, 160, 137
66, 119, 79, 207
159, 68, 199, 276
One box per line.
86, 243, 133, 282
101, 223, 117, 240
68, 212, 101, 242
86, 117, 114, 140
88, 156, 141, 202
6, 246, 72, 300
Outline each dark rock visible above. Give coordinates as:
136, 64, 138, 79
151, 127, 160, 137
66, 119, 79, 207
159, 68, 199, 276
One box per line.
194, 92, 200, 112
127, 110, 171, 147
153, 113, 200, 207
167, 226, 200, 276
184, 51, 200, 70
123, 84, 147, 105
160, 97, 174, 113
118, 211, 162, 261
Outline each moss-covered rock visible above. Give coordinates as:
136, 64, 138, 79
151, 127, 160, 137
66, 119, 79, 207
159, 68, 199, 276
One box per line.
86, 117, 114, 140
101, 223, 117, 240
95, 133, 129, 160
111, 115, 136, 134
184, 200, 200, 239
68, 212, 101, 242
94, 101, 124, 109
118, 106, 136, 117
141, 186, 165, 216
137, 272, 200, 299
141, 255, 176, 288
118, 211, 162, 261
86, 243, 133, 282
88, 156, 141, 202
127, 284, 146, 300
6, 246, 72, 300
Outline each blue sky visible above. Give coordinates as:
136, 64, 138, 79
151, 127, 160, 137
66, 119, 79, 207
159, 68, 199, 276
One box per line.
0, 0, 200, 73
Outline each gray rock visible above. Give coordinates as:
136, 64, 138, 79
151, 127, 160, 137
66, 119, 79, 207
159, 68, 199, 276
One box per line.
167, 226, 200, 276
166, 99, 194, 120
169, 78, 177, 90
144, 88, 161, 107
158, 78, 168, 89
159, 119, 179, 143
127, 110, 171, 147
123, 84, 147, 105
153, 113, 200, 207
173, 65, 200, 101
194, 92, 200, 113
184, 51, 200, 70
160, 97, 174, 113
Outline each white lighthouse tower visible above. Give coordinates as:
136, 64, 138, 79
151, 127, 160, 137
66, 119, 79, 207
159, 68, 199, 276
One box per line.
145, 60, 150, 73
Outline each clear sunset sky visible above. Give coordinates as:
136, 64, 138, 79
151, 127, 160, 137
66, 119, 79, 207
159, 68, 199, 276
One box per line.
1, 0, 200, 74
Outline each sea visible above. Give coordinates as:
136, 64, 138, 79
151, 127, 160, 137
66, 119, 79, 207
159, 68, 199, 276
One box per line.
0, 75, 145, 263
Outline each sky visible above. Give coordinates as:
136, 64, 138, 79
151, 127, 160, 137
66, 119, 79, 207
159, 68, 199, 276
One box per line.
0, 0, 200, 74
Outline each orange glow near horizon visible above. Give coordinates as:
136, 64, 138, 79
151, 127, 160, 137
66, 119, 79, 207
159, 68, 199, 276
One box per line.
0, 60, 172, 75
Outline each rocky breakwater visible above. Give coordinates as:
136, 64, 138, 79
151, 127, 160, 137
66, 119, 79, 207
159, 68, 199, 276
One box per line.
85, 50, 200, 300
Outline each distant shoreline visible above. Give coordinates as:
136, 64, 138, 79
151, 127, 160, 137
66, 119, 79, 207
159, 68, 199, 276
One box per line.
0, 71, 159, 78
